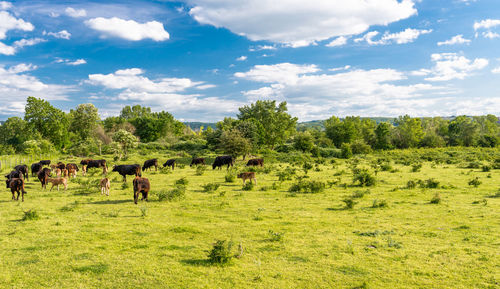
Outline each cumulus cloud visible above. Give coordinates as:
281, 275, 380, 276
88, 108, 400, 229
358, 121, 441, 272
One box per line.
482, 31, 500, 39
65, 7, 87, 18
236, 56, 247, 61
0, 64, 73, 114
45, 30, 71, 40
0, 11, 34, 39
437, 34, 471, 46
67, 59, 86, 66
234, 63, 454, 119
86, 68, 240, 120
355, 28, 432, 45
326, 36, 348, 47
492, 67, 500, 74
474, 19, 500, 30
0, 1, 12, 10
187, 0, 417, 47
13, 38, 46, 48
85, 17, 170, 41
422, 53, 488, 81
249, 45, 277, 51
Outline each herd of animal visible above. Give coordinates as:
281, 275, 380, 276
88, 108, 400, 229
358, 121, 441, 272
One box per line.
4, 156, 264, 204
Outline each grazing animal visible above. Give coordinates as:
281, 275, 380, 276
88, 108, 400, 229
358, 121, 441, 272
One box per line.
66, 163, 79, 178
39, 160, 51, 166
80, 159, 108, 174
112, 164, 141, 182
133, 177, 150, 204
31, 162, 42, 177
37, 168, 51, 189
212, 155, 234, 170
5, 170, 22, 188
8, 178, 26, 202
163, 159, 176, 170
142, 159, 158, 172
14, 164, 29, 180
55, 168, 62, 177
237, 172, 257, 185
246, 158, 264, 167
47, 177, 67, 191
190, 158, 205, 167
100, 178, 110, 196
81, 165, 87, 176
56, 162, 65, 170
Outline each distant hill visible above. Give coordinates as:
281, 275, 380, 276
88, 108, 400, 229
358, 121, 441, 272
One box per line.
184, 122, 217, 131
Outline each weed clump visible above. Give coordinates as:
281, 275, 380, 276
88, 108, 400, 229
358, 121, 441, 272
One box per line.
207, 240, 233, 265
242, 182, 254, 191
225, 172, 236, 183
352, 168, 376, 187
418, 178, 440, 189
342, 198, 357, 209
22, 209, 40, 221
202, 183, 220, 193
406, 180, 417, 189
372, 199, 388, 208
468, 177, 482, 187
158, 185, 186, 202
430, 193, 441, 204
268, 230, 284, 242
195, 165, 206, 176
288, 179, 325, 194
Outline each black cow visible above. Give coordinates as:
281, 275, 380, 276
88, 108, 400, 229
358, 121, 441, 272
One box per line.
81, 159, 108, 174
31, 162, 42, 177
37, 168, 51, 189
14, 165, 29, 180
39, 160, 51, 166
163, 159, 176, 170
133, 177, 150, 204
142, 159, 158, 172
5, 170, 22, 188
56, 162, 65, 170
212, 155, 234, 170
246, 158, 264, 167
190, 158, 205, 167
9, 178, 27, 202
112, 164, 141, 182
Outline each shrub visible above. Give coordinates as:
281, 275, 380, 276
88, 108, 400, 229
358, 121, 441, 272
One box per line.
350, 140, 372, 155
22, 209, 40, 221
207, 240, 233, 264
242, 182, 254, 191
466, 161, 482, 169
288, 179, 325, 194
225, 172, 236, 183
202, 183, 220, 193
268, 230, 284, 242
352, 190, 369, 198
430, 193, 441, 204
380, 163, 393, 171
342, 198, 357, 209
352, 168, 376, 187
411, 163, 422, 172
372, 199, 388, 208
195, 165, 206, 176
482, 165, 491, 172
175, 177, 189, 186
158, 186, 186, 202
302, 162, 313, 174
406, 180, 417, 189
468, 177, 481, 187
340, 143, 353, 159
419, 178, 439, 189
277, 167, 296, 182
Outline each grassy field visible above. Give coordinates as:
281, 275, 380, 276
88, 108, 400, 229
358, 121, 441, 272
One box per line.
0, 150, 499, 288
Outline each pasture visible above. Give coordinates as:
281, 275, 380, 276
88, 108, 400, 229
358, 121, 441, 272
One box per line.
0, 149, 499, 288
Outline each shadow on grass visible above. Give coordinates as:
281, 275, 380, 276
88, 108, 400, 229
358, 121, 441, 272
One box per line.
180, 259, 212, 267
326, 207, 349, 211
90, 199, 131, 205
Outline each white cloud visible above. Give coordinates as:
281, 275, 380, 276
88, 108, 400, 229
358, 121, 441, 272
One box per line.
46, 30, 71, 40
355, 28, 432, 45
234, 63, 452, 120
492, 67, 500, 74
87, 68, 241, 120
249, 45, 277, 51
482, 31, 500, 39
236, 56, 247, 61
424, 53, 488, 81
85, 17, 170, 41
188, 0, 417, 47
13, 38, 46, 48
474, 19, 500, 30
0, 11, 34, 39
0, 64, 73, 114
437, 34, 471, 46
0, 1, 12, 10
65, 7, 87, 18
67, 59, 86, 66
326, 36, 348, 47
0, 41, 14, 55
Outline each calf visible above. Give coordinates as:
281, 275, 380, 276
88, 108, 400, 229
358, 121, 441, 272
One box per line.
8, 178, 27, 202
37, 168, 51, 189
66, 163, 79, 178
112, 164, 141, 182
55, 168, 62, 177
133, 177, 150, 204
142, 159, 158, 172
163, 159, 176, 170
47, 177, 67, 191
31, 162, 42, 177
190, 158, 205, 167
100, 178, 110, 196
56, 162, 65, 170
39, 160, 51, 166
237, 172, 257, 185
246, 158, 264, 167
14, 165, 29, 180
212, 155, 234, 170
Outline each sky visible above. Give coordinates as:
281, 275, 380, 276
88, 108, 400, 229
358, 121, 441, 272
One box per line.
0, 0, 499, 122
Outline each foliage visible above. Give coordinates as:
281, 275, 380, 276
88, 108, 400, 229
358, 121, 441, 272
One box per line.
22, 209, 40, 221
430, 193, 441, 204
70, 103, 100, 140
207, 240, 233, 264
202, 183, 220, 193
340, 143, 353, 159
288, 179, 325, 194
352, 168, 376, 187
242, 182, 255, 191
468, 177, 482, 187
293, 131, 314, 152
158, 185, 186, 202
195, 165, 206, 176
218, 129, 252, 159
268, 230, 284, 242
112, 129, 138, 156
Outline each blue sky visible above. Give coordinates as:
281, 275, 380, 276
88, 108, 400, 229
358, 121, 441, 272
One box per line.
0, 0, 499, 121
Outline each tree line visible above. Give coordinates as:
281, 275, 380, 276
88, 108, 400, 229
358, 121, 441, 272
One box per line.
0, 97, 498, 158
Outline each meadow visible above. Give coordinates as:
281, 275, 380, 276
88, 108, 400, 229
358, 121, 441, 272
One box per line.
0, 148, 499, 289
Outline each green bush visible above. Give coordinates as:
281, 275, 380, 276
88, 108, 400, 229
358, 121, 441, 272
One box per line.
277, 167, 296, 182
352, 168, 376, 187
288, 179, 325, 194
342, 198, 357, 209
372, 199, 388, 208
468, 177, 482, 187
242, 182, 254, 191
482, 165, 491, 172
158, 186, 186, 202
430, 193, 441, 204
225, 172, 236, 183
419, 178, 439, 189
195, 165, 206, 176
175, 177, 189, 186
22, 209, 40, 221
406, 180, 417, 189
411, 163, 422, 172
340, 143, 353, 159
268, 230, 284, 242
202, 183, 220, 193
207, 240, 233, 264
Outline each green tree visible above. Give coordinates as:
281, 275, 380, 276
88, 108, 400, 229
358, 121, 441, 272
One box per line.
120, 105, 151, 119
24, 97, 70, 149
293, 131, 314, 152
374, 122, 393, 150
237, 100, 297, 149
392, 115, 424, 149
325, 116, 362, 147
70, 103, 100, 140
0, 117, 32, 151
218, 129, 252, 159
130, 111, 184, 142
448, 116, 480, 147
112, 129, 138, 156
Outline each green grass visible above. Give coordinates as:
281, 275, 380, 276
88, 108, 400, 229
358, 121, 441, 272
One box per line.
0, 150, 499, 288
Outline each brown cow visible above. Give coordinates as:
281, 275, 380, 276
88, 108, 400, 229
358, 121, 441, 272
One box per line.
246, 158, 264, 167
100, 178, 110, 196
9, 178, 27, 202
237, 172, 257, 185
133, 177, 150, 204
37, 168, 51, 189
47, 177, 68, 191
